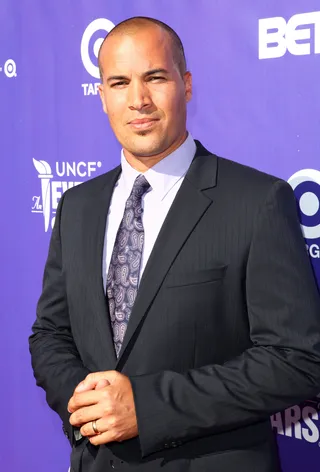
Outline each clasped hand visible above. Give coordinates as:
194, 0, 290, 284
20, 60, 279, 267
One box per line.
68, 371, 138, 445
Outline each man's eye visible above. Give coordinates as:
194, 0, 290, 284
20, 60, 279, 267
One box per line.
149, 76, 166, 82
111, 81, 127, 87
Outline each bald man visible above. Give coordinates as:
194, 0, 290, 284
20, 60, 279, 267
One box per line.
29, 16, 320, 472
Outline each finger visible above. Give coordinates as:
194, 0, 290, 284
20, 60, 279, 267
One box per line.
69, 403, 103, 427
68, 389, 106, 414
68, 377, 93, 412
88, 429, 119, 446
80, 418, 106, 437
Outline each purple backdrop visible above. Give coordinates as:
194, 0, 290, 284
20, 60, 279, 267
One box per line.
1, 1, 320, 470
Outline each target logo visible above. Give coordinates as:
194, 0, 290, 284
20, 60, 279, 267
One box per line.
0, 59, 17, 78
80, 18, 115, 96
288, 169, 320, 242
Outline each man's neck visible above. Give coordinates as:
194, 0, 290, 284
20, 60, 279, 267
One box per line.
123, 132, 188, 172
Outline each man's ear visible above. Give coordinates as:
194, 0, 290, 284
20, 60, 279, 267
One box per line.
184, 71, 192, 103
98, 84, 108, 115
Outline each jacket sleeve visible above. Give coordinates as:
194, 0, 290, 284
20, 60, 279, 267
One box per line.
29, 192, 90, 445
129, 179, 320, 457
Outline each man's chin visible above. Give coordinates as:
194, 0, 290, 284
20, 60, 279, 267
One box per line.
132, 148, 166, 158
126, 137, 166, 158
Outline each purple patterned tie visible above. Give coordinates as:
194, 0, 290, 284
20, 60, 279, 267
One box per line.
106, 174, 150, 357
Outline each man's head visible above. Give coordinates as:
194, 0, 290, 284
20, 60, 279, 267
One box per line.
98, 17, 192, 163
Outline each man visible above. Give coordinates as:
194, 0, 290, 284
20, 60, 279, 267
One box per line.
29, 16, 320, 472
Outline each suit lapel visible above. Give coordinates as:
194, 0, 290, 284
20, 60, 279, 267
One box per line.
83, 166, 121, 368
116, 142, 218, 367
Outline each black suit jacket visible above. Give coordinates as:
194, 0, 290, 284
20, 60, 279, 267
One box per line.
29, 141, 320, 472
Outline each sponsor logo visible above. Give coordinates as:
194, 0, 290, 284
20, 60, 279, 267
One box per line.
80, 18, 115, 96
307, 243, 320, 259
284, 170, 320, 443
271, 397, 320, 444
288, 170, 320, 255
0, 58, 17, 78
259, 11, 320, 59
31, 158, 102, 232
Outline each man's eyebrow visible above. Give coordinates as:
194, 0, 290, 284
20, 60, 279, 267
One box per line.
106, 74, 128, 83
144, 68, 169, 76
106, 68, 169, 83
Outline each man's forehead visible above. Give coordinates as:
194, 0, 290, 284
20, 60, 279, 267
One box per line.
100, 29, 172, 65
101, 41, 174, 76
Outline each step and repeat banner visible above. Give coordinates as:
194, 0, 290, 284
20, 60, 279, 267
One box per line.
1, 1, 319, 471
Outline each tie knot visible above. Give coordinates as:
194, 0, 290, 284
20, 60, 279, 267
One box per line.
132, 174, 150, 196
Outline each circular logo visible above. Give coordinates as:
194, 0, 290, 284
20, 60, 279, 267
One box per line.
81, 18, 115, 79
4, 59, 17, 78
288, 169, 320, 239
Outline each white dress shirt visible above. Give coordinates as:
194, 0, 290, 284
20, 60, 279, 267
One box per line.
102, 133, 196, 290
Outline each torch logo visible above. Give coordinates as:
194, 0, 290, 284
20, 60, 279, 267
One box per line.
32, 159, 53, 232
31, 158, 102, 232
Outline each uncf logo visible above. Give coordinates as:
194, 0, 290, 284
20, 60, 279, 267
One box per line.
80, 18, 115, 78
288, 169, 320, 240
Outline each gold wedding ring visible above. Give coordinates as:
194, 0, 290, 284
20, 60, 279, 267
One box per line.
92, 420, 100, 435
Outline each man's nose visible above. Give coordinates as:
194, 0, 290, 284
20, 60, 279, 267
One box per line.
128, 80, 152, 111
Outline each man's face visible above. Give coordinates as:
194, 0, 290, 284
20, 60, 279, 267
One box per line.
98, 26, 192, 158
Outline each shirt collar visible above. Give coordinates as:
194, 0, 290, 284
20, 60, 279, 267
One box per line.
120, 133, 196, 200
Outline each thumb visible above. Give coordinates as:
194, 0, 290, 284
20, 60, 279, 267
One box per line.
75, 382, 96, 393
75, 379, 96, 393
75, 372, 114, 393
95, 379, 110, 390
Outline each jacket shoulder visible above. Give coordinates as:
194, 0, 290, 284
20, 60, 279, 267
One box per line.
62, 164, 121, 201
216, 154, 287, 197
195, 140, 285, 196
222, 152, 278, 173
